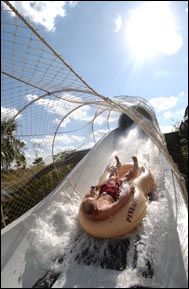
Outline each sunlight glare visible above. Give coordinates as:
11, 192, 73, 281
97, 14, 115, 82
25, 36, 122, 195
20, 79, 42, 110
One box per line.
126, 2, 182, 60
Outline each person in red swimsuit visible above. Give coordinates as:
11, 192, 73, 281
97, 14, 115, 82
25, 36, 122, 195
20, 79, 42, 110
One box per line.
82, 156, 137, 216
99, 169, 122, 201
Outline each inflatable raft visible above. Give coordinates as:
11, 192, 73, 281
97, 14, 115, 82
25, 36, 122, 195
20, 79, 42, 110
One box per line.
79, 156, 156, 238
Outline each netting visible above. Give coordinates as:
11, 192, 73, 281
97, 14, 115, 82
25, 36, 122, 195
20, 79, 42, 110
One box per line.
1, 1, 187, 231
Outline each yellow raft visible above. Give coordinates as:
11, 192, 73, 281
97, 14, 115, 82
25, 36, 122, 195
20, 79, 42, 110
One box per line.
79, 159, 155, 239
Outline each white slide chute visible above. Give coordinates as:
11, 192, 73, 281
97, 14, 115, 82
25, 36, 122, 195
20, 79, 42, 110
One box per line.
1, 124, 188, 288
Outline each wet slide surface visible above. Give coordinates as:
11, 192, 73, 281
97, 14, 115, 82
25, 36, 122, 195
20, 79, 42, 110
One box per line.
1, 126, 188, 288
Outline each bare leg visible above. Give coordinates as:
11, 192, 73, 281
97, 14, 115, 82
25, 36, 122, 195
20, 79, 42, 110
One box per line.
124, 156, 138, 181
115, 155, 121, 168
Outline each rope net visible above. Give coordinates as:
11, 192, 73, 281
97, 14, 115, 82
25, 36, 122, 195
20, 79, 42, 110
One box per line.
1, 0, 187, 232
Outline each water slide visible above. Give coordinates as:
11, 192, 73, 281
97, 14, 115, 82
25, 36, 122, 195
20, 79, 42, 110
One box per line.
1, 2, 188, 287
1, 124, 188, 288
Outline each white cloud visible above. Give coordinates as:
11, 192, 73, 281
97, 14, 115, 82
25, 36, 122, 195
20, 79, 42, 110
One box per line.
149, 91, 185, 113
8, 1, 77, 31
94, 114, 106, 125
163, 111, 174, 119
178, 91, 185, 98
53, 113, 92, 128
1, 106, 21, 120
94, 113, 109, 125
53, 145, 75, 154
70, 135, 85, 143
24, 150, 37, 165
149, 96, 179, 112
68, 1, 78, 7
80, 142, 95, 150
31, 135, 53, 146
109, 111, 120, 122
31, 134, 85, 147
26, 93, 90, 127
23, 133, 86, 165
24, 133, 85, 162
26, 94, 38, 101
159, 124, 173, 133
114, 15, 122, 33
92, 129, 109, 141
94, 111, 119, 125
52, 117, 71, 128
163, 109, 184, 120
24, 147, 53, 165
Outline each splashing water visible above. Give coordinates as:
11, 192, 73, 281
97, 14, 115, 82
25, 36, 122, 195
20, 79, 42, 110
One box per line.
25, 125, 187, 288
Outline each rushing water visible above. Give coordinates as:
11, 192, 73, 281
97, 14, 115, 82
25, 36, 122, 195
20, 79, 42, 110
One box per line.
25, 126, 187, 288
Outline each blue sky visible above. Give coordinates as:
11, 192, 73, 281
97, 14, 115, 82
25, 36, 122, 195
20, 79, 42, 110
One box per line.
1, 1, 188, 164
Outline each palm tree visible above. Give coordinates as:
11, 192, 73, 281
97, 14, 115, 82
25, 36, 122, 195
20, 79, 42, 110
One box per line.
53, 149, 75, 162
1, 118, 26, 171
15, 153, 26, 169
32, 157, 44, 166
